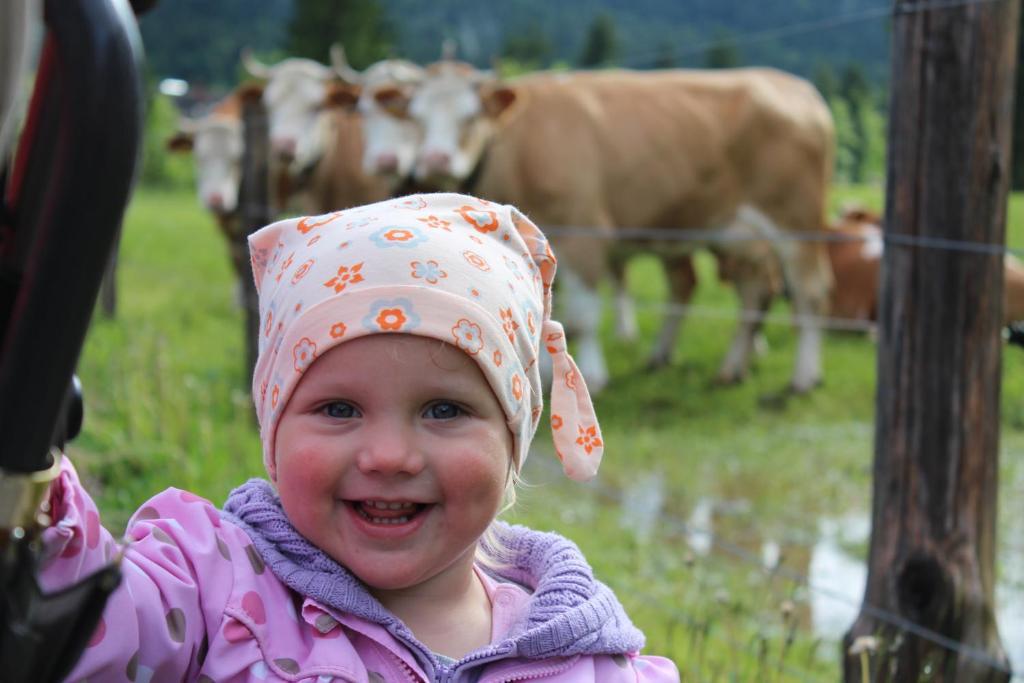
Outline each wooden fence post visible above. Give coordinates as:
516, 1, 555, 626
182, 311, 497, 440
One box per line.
842, 0, 1020, 681
237, 85, 270, 387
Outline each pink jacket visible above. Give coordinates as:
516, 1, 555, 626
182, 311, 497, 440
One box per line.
41, 460, 679, 682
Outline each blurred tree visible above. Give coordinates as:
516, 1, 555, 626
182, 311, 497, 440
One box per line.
139, 0, 291, 88
652, 42, 677, 69
812, 62, 838, 101
704, 29, 741, 69
577, 12, 619, 68
287, 0, 394, 69
839, 63, 872, 183
501, 20, 553, 69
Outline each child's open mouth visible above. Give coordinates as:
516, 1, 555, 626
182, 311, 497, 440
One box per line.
349, 500, 430, 525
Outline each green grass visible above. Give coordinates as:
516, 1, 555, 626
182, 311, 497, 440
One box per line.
71, 184, 1024, 681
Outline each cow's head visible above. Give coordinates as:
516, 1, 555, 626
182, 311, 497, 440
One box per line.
408, 60, 517, 188
330, 47, 426, 182
243, 49, 336, 174
169, 115, 242, 216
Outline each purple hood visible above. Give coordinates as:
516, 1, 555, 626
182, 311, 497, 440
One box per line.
222, 479, 644, 675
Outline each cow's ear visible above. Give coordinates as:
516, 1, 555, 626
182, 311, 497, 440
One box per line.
325, 82, 361, 110
373, 86, 411, 117
236, 81, 265, 104
166, 131, 194, 152
480, 85, 517, 119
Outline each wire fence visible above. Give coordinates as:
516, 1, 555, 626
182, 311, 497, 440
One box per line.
616, 0, 1012, 69
540, 224, 1024, 259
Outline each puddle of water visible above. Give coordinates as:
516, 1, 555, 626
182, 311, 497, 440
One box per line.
808, 513, 1024, 673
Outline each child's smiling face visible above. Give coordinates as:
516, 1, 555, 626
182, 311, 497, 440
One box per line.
273, 334, 513, 592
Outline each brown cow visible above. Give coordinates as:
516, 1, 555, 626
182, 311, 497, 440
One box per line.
402, 63, 835, 392
821, 208, 1024, 330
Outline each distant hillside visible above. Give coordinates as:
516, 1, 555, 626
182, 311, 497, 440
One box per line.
386, 0, 891, 82
139, 0, 892, 89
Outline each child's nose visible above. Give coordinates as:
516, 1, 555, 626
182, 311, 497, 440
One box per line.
355, 422, 425, 476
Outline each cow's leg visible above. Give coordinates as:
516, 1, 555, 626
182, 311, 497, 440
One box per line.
608, 251, 639, 341
717, 266, 774, 385
557, 263, 609, 392
648, 254, 697, 368
781, 242, 832, 392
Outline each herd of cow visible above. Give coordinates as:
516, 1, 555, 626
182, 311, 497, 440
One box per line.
167, 47, 1024, 395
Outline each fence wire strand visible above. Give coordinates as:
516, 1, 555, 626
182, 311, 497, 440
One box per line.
616, 0, 1010, 68
541, 224, 1024, 259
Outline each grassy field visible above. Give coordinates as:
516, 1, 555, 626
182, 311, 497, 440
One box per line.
71, 184, 1024, 681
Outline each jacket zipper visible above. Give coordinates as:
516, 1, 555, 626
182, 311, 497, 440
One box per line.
483, 657, 578, 683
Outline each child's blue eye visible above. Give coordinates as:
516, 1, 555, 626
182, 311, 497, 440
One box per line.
323, 401, 359, 419
426, 402, 462, 420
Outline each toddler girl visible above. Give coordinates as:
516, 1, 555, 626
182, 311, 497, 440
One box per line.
42, 193, 680, 682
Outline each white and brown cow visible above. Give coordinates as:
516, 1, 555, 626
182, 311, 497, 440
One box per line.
330, 46, 426, 182
241, 49, 404, 214
821, 208, 1024, 330
402, 62, 835, 392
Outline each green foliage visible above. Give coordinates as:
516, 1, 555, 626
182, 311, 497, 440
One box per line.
577, 12, 619, 68
139, 91, 194, 190
287, 0, 394, 69
826, 63, 886, 184
704, 29, 741, 69
139, 0, 291, 87
501, 20, 553, 69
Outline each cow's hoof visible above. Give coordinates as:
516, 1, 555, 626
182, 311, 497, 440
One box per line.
713, 373, 744, 387
788, 378, 823, 394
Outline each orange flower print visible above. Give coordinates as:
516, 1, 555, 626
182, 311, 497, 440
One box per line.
329, 322, 347, 339
511, 374, 523, 401
375, 308, 407, 331
410, 259, 447, 284
532, 406, 542, 424
500, 308, 519, 343
565, 369, 578, 390
271, 385, 280, 409
371, 225, 427, 249
307, 235, 322, 247
291, 259, 314, 284
324, 262, 365, 293
362, 298, 420, 333
385, 228, 414, 242
551, 414, 564, 430
527, 311, 536, 336
297, 211, 344, 234
260, 380, 268, 403
276, 252, 295, 282
338, 241, 350, 249
418, 215, 451, 231
463, 251, 491, 272
264, 310, 274, 337
469, 235, 483, 244
493, 349, 502, 367
457, 205, 500, 233
396, 197, 427, 210
576, 424, 602, 455
293, 337, 318, 372
452, 319, 484, 355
